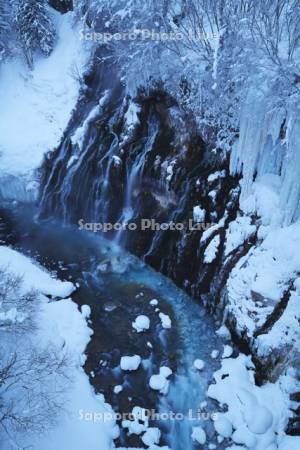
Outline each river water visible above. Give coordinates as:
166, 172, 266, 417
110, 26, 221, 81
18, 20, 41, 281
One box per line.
0, 203, 224, 449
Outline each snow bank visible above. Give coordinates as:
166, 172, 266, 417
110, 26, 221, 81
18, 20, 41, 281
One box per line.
0, 246, 74, 297
227, 220, 300, 347
0, 12, 89, 200
0, 247, 117, 450
225, 216, 256, 256
207, 353, 298, 450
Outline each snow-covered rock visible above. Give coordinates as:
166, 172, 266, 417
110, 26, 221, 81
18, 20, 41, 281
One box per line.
122, 406, 149, 436
204, 235, 220, 264
211, 349, 219, 359
132, 315, 150, 333
193, 359, 205, 371
150, 298, 159, 306
214, 415, 233, 438
208, 353, 299, 450
81, 305, 91, 319
120, 355, 141, 371
216, 325, 231, 340
142, 427, 161, 446
191, 426, 206, 444
222, 345, 233, 358
159, 312, 172, 329
149, 374, 169, 394
193, 205, 206, 223
149, 367, 172, 395
113, 385, 123, 394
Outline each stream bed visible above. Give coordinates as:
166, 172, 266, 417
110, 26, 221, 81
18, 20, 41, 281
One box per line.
0, 203, 225, 449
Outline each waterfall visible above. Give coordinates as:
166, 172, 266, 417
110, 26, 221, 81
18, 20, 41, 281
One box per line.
115, 115, 160, 244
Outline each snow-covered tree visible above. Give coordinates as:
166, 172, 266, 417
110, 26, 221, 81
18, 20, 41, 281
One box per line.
0, 269, 70, 443
14, 0, 56, 68
0, 1, 11, 61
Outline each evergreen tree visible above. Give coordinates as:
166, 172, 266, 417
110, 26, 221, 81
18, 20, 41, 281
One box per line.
15, 0, 56, 68
0, 1, 11, 61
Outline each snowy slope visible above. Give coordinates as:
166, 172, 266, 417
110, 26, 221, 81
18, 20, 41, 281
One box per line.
0, 12, 89, 201
224, 175, 300, 370
0, 246, 118, 450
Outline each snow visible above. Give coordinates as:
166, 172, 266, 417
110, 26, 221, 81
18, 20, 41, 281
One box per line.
0, 12, 89, 200
193, 359, 205, 370
211, 349, 219, 359
193, 205, 206, 223
122, 406, 149, 435
159, 366, 173, 378
113, 385, 123, 394
149, 367, 172, 395
216, 325, 231, 340
214, 415, 233, 438
240, 174, 282, 229
227, 220, 300, 346
113, 155, 122, 167
208, 170, 226, 183
120, 355, 142, 371
256, 287, 300, 358
150, 298, 159, 306
207, 353, 299, 450
132, 314, 150, 333
191, 426, 206, 444
81, 304, 91, 319
71, 105, 100, 149
149, 374, 169, 394
0, 247, 117, 450
142, 427, 161, 446
166, 161, 175, 182
222, 345, 233, 358
0, 246, 74, 297
124, 100, 141, 130
225, 216, 256, 256
204, 235, 220, 263
159, 312, 172, 329
31, 377, 118, 450
201, 215, 227, 243
208, 190, 217, 201
244, 404, 273, 435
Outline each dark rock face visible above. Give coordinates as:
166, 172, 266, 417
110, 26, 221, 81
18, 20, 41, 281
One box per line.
48, 0, 73, 13
38, 54, 243, 316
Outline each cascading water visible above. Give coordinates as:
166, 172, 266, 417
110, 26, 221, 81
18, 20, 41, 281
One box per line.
115, 114, 160, 244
